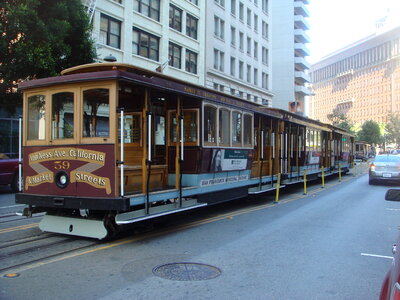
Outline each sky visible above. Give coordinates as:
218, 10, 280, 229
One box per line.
307, 0, 400, 64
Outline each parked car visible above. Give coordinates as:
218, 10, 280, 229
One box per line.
380, 189, 400, 300
0, 153, 20, 192
369, 155, 400, 185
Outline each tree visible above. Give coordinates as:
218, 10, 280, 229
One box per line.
386, 113, 400, 148
357, 120, 383, 145
327, 108, 355, 134
0, 0, 96, 114
327, 108, 348, 126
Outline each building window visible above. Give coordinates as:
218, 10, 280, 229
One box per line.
186, 14, 198, 39
189, 0, 198, 5
231, 26, 236, 47
169, 5, 182, 32
133, 0, 160, 21
254, 15, 258, 31
100, 14, 121, 49
230, 56, 235, 76
247, 8, 251, 27
239, 2, 244, 21
247, 64, 251, 82
239, 32, 243, 51
262, 21, 268, 39
254, 68, 258, 85
214, 16, 225, 40
239, 61, 243, 79
215, 0, 225, 7
168, 42, 181, 69
247, 37, 251, 55
132, 27, 159, 61
254, 41, 258, 59
262, 0, 268, 13
262, 72, 269, 89
213, 49, 224, 72
262, 47, 268, 65
231, 0, 236, 15
185, 49, 197, 74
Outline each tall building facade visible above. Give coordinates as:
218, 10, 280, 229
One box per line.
271, 0, 311, 114
84, 0, 273, 105
204, 0, 273, 106
309, 26, 400, 127
86, 0, 206, 86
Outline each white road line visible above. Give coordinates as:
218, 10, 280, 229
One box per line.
387, 208, 400, 211
361, 253, 393, 260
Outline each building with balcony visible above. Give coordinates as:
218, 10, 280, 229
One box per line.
271, 0, 311, 114
309, 26, 400, 127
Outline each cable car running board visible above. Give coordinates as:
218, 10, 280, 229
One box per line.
115, 202, 207, 225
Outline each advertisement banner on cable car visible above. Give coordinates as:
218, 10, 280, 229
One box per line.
210, 149, 248, 172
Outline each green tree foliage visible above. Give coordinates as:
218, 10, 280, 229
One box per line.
386, 113, 400, 148
357, 120, 383, 145
327, 108, 354, 134
327, 108, 347, 126
0, 0, 96, 113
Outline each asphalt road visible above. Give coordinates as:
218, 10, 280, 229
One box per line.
0, 173, 399, 300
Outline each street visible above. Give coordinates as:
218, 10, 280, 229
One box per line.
0, 171, 399, 300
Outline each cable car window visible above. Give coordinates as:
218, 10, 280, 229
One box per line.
52, 92, 74, 140
204, 105, 217, 145
232, 111, 242, 146
83, 88, 110, 138
155, 115, 165, 145
219, 108, 230, 146
118, 113, 141, 144
243, 114, 252, 146
183, 110, 197, 143
27, 95, 46, 140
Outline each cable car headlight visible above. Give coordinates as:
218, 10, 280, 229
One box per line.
56, 171, 69, 189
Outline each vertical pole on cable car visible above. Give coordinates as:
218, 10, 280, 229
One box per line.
175, 97, 181, 205
303, 168, 307, 195
353, 160, 356, 176
145, 89, 152, 215
338, 163, 342, 182
18, 117, 22, 192
274, 173, 281, 203
178, 97, 183, 208
321, 166, 325, 188
119, 108, 125, 197
259, 129, 264, 190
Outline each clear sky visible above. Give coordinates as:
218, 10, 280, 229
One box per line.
307, 0, 400, 64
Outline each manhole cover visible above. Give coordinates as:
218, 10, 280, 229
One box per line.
152, 262, 221, 281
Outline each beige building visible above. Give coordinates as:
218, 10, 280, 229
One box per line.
309, 26, 400, 127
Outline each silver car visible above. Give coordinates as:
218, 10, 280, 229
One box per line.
369, 154, 400, 185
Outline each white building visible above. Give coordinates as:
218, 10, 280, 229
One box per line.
271, 0, 311, 114
204, 0, 273, 106
86, 0, 206, 86
84, 0, 273, 105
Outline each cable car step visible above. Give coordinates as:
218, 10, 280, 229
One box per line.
115, 200, 207, 224
282, 178, 304, 185
248, 184, 286, 195
39, 214, 108, 240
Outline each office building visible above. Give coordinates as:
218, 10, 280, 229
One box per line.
309, 26, 400, 126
